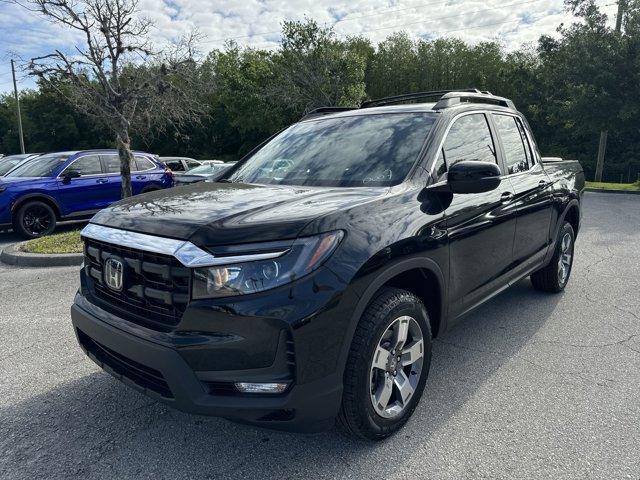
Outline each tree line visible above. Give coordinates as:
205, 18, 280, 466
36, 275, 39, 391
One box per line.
1, 0, 639, 183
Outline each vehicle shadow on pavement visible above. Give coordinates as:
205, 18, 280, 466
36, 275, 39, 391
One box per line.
0, 230, 24, 247
0, 279, 562, 480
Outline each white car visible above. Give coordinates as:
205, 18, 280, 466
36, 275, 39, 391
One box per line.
159, 157, 202, 173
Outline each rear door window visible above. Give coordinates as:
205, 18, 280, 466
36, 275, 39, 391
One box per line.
493, 114, 533, 174
102, 154, 137, 173
102, 155, 120, 174
165, 160, 184, 172
516, 120, 535, 168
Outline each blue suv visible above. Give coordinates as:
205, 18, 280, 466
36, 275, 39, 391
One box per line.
0, 150, 173, 238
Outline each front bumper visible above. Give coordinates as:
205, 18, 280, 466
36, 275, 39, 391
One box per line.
71, 295, 344, 432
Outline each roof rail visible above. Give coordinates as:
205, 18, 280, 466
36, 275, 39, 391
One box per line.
299, 90, 515, 121
361, 89, 482, 108
301, 106, 357, 120
433, 91, 515, 110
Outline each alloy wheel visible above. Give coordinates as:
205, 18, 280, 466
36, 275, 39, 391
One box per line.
369, 315, 424, 419
557, 232, 573, 285
22, 205, 53, 236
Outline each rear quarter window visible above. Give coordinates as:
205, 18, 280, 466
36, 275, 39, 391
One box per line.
135, 156, 156, 171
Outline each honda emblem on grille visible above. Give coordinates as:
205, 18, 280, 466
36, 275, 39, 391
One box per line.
104, 257, 124, 291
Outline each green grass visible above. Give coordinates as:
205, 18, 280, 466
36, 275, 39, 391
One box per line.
586, 181, 640, 191
20, 229, 84, 254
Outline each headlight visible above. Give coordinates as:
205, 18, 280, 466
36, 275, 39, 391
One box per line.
192, 230, 344, 299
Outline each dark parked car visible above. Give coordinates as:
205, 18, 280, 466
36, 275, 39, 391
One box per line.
71, 90, 584, 440
0, 153, 41, 176
173, 162, 237, 186
159, 157, 202, 173
0, 149, 172, 238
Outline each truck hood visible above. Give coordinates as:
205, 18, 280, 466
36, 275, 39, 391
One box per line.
90, 182, 386, 246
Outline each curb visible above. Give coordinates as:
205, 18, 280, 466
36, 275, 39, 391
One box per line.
0, 242, 83, 267
585, 188, 640, 195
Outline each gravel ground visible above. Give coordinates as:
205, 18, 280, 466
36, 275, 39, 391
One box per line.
0, 192, 638, 480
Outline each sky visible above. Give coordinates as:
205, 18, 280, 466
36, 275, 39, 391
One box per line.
0, 0, 620, 93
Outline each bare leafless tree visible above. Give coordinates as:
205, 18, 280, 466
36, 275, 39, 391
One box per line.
14, 0, 205, 197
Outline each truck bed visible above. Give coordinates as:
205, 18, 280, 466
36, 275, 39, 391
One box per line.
542, 157, 585, 194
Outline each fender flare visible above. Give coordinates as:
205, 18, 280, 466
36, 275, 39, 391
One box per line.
544, 198, 580, 265
335, 256, 447, 376
11, 193, 63, 218
555, 198, 580, 239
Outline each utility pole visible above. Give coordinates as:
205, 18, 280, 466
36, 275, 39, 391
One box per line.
615, 0, 627, 31
595, 0, 626, 182
10, 59, 25, 154
595, 131, 607, 182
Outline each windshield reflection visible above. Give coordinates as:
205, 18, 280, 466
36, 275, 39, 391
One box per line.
228, 113, 436, 188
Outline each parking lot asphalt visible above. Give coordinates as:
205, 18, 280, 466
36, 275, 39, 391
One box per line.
0, 192, 638, 480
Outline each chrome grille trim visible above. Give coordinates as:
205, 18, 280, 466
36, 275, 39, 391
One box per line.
81, 223, 287, 267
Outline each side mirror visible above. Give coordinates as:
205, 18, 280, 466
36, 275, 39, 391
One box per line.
429, 160, 501, 194
62, 170, 81, 184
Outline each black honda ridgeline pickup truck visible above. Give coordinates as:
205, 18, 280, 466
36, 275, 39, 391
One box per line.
71, 90, 584, 440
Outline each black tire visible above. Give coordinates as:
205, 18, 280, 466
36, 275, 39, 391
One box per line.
13, 201, 57, 239
338, 287, 432, 440
531, 221, 575, 293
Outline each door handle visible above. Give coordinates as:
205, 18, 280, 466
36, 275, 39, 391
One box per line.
539, 179, 548, 186
136, 175, 147, 180
96, 178, 108, 184
500, 192, 513, 202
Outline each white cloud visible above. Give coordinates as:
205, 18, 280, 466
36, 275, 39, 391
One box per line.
0, 0, 620, 92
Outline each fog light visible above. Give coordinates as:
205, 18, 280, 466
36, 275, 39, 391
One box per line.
234, 382, 289, 394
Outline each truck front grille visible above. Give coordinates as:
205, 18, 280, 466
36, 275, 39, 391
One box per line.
84, 237, 190, 331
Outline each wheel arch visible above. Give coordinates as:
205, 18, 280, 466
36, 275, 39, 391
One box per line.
563, 202, 580, 238
543, 199, 580, 266
337, 257, 447, 375
11, 194, 63, 220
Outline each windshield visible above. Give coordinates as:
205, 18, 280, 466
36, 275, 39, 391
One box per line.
227, 113, 437, 187
6, 153, 70, 178
187, 164, 229, 175
0, 155, 34, 176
